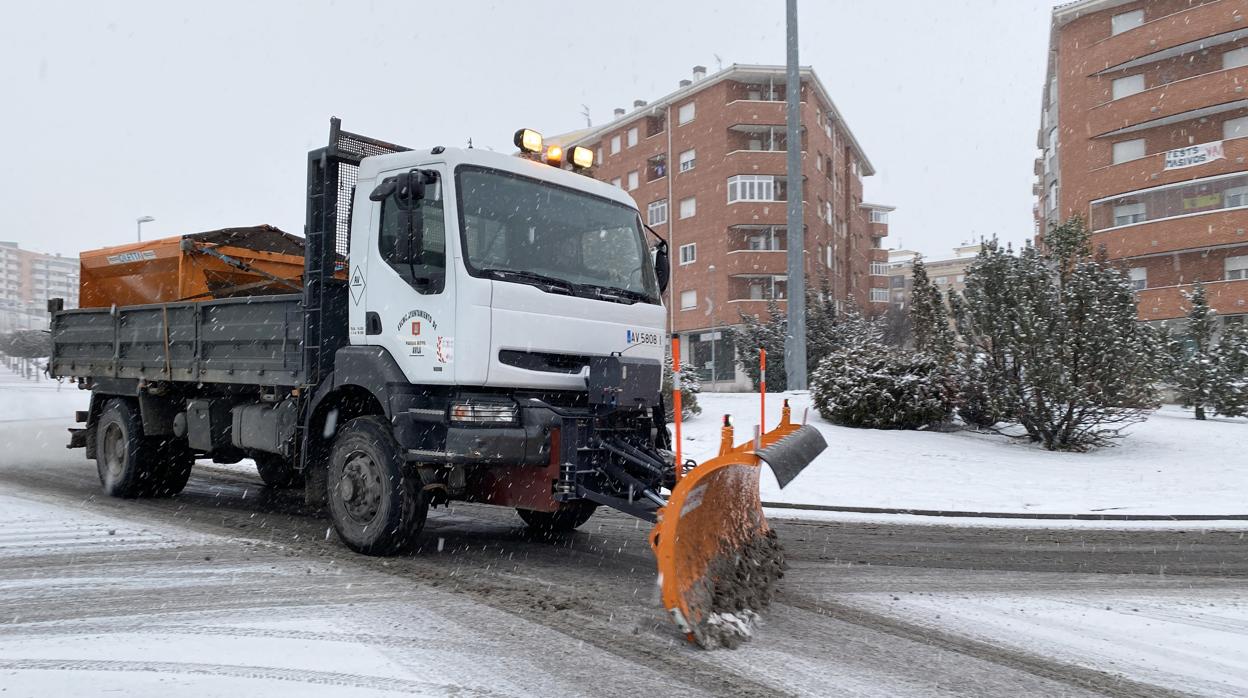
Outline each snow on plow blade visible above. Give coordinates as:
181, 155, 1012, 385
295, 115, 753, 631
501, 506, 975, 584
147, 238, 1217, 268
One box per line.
649, 410, 823, 648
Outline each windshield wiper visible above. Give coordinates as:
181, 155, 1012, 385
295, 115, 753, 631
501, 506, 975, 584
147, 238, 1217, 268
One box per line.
573, 283, 654, 305
478, 268, 575, 295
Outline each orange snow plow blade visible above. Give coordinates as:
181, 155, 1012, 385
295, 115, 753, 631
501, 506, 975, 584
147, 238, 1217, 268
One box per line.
649, 409, 826, 648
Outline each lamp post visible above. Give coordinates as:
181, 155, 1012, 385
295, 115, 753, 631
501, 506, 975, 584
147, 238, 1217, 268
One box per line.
136, 216, 155, 242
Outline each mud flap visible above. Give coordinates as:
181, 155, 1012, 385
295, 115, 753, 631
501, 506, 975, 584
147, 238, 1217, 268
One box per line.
756, 425, 826, 489
649, 421, 824, 649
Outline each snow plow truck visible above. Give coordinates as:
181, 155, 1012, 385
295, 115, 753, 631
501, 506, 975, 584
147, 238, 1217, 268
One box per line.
47, 119, 825, 647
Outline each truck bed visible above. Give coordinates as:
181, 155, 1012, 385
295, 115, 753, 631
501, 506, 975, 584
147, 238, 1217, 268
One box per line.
51, 294, 306, 387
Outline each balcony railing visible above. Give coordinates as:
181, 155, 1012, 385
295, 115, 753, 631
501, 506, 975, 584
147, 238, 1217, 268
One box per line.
727, 225, 788, 253
1090, 170, 1248, 232
727, 275, 787, 303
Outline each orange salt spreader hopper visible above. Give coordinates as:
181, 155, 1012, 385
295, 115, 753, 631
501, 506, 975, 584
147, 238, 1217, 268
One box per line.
78, 225, 329, 308
649, 344, 826, 648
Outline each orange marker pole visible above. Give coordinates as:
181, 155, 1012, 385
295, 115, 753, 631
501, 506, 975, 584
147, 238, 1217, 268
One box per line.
759, 348, 767, 433
672, 337, 683, 484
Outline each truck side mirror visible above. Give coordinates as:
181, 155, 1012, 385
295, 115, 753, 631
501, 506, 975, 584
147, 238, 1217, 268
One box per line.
653, 239, 670, 295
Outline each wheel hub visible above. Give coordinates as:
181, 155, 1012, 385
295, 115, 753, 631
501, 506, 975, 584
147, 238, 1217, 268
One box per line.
337, 452, 382, 525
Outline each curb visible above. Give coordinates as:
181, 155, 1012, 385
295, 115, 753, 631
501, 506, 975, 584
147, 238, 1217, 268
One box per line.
760, 501, 1248, 522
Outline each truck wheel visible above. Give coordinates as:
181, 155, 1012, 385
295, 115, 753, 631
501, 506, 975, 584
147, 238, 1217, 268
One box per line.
327, 416, 427, 555
96, 399, 159, 498
148, 436, 194, 497
254, 453, 303, 489
518, 501, 598, 534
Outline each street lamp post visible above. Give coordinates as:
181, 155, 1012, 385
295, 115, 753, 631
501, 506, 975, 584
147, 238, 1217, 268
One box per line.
136, 216, 155, 242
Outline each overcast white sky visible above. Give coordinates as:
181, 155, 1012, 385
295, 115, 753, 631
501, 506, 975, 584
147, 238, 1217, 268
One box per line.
0, 1, 1058, 260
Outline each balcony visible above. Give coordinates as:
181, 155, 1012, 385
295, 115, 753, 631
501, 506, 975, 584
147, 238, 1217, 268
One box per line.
727, 225, 788, 253
1135, 278, 1248, 321
1084, 1, 1248, 76
1086, 134, 1248, 201
726, 124, 802, 154
1089, 64, 1248, 137
727, 275, 787, 304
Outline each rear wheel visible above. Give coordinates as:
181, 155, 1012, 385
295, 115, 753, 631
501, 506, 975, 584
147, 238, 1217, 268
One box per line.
96, 399, 190, 498
327, 416, 427, 555
517, 500, 598, 534
254, 453, 303, 489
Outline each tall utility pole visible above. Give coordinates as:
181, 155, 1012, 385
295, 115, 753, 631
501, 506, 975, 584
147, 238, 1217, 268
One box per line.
784, 0, 807, 390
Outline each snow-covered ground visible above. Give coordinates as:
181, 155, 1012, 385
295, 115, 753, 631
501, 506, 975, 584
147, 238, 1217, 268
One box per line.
3, 366, 1245, 520
683, 391, 1248, 518
846, 587, 1248, 697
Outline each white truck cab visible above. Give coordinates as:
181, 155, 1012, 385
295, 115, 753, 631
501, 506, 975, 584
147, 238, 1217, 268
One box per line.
350, 147, 666, 390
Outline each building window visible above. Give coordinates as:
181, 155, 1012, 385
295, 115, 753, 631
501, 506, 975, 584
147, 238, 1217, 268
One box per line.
680, 289, 697, 310
935, 276, 948, 286
679, 149, 696, 172
1111, 9, 1144, 36
610, 135, 621, 155
870, 262, 888, 276
816, 153, 822, 172
611, 177, 622, 188
870, 209, 889, 224
1224, 115, 1248, 140
627, 170, 639, 191
1227, 255, 1248, 280
646, 153, 667, 181
956, 274, 965, 283
1092, 172, 1248, 230
647, 199, 668, 226
679, 243, 696, 265
678, 102, 696, 125
1048, 182, 1058, 213
1112, 74, 1145, 100
627, 127, 639, 148
679, 196, 696, 219
595, 146, 603, 165
1112, 138, 1146, 164
1128, 267, 1147, 291
727, 174, 781, 203
1112, 202, 1146, 226
1225, 46, 1248, 71
870, 288, 889, 303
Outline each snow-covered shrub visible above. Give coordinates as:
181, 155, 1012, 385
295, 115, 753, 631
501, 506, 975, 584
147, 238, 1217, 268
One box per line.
811, 344, 955, 430
1169, 283, 1248, 419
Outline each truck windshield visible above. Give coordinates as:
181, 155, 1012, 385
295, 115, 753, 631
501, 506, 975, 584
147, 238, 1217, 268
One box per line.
455, 166, 660, 304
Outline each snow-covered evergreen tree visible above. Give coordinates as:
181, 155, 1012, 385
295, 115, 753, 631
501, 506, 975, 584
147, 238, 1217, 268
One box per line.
909, 255, 955, 360
956, 219, 1159, 450
663, 352, 701, 420
1170, 283, 1248, 419
731, 301, 788, 392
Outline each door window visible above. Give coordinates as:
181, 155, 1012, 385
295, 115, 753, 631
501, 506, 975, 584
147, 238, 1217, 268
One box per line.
378, 171, 447, 294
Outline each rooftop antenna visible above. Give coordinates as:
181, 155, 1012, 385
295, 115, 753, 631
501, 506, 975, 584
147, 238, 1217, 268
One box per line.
713, 54, 723, 72
580, 104, 592, 128
467, 137, 473, 149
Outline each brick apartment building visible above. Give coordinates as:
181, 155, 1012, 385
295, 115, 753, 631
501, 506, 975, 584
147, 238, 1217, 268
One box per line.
0, 241, 79, 334
555, 64, 890, 389
886, 243, 983, 311
1037, 0, 1248, 326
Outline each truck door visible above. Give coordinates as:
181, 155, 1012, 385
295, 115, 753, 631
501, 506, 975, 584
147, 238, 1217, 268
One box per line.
364, 164, 455, 385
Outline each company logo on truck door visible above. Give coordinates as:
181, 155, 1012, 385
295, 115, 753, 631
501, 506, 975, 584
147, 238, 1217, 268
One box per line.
626, 329, 660, 346
396, 309, 438, 332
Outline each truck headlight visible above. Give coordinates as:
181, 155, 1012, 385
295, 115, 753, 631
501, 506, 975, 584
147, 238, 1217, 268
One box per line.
449, 401, 519, 426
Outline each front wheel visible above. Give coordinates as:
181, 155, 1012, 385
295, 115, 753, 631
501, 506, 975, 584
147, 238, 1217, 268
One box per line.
517, 501, 598, 534
327, 416, 427, 555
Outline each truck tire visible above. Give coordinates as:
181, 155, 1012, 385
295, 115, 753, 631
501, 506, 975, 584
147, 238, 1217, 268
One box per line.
517, 501, 598, 534
327, 416, 427, 555
149, 436, 194, 497
95, 399, 161, 498
254, 453, 303, 489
